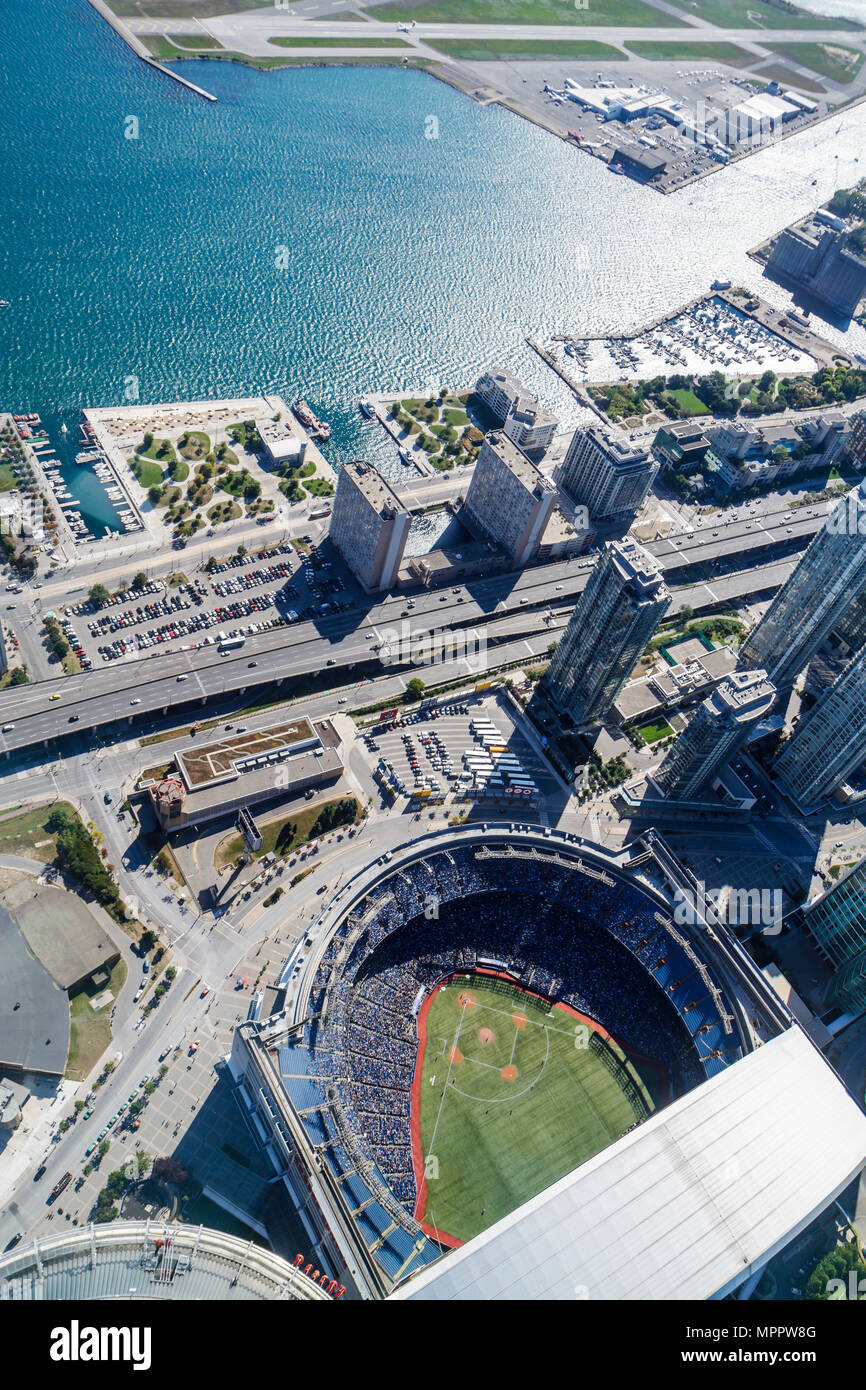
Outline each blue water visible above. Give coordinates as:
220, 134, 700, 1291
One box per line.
3, 0, 866, 533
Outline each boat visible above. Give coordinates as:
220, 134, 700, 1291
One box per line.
0, 300, 9, 309
711, 279, 731, 290
292, 398, 331, 441
399, 447, 414, 467
60, 423, 68, 434
358, 397, 375, 419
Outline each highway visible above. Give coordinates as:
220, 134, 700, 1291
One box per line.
0, 499, 825, 754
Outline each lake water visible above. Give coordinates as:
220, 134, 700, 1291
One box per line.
2, 0, 866, 535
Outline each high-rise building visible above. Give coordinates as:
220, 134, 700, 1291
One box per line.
652, 669, 776, 801
463, 432, 557, 569
774, 645, 866, 808
803, 858, 866, 1011
739, 479, 866, 687
545, 538, 670, 723
835, 586, 866, 656
558, 426, 659, 522
475, 370, 557, 454
329, 460, 411, 592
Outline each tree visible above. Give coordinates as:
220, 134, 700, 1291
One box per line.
88, 584, 110, 607
142, 432, 153, 451
153, 1155, 189, 1188
404, 677, 426, 704
98, 1139, 110, 1157
139, 928, 157, 953
8, 666, 28, 685
136, 1150, 152, 1178
132, 571, 147, 589
165, 966, 176, 982
148, 485, 162, 505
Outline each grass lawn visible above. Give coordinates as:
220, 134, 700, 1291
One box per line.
303, 476, 334, 496
769, 42, 865, 84
215, 795, 360, 870
429, 38, 623, 60
671, 0, 862, 30
131, 457, 165, 490
665, 387, 710, 415
636, 717, 675, 745
0, 463, 17, 491
368, 0, 683, 25
179, 431, 210, 461
269, 36, 411, 48
0, 800, 81, 863
169, 459, 190, 483
207, 500, 242, 523
415, 976, 650, 1244
625, 40, 755, 66
166, 32, 224, 49
139, 437, 176, 464
66, 958, 127, 1082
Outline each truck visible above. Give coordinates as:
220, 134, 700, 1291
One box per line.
218, 634, 246, 653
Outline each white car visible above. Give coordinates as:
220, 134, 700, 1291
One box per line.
130, 698, 141, 705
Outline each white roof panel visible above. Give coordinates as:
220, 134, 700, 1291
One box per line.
394, 1028, 866, 1301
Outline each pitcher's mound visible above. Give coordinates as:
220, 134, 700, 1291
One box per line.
478, 1027, 494, 1045
500, 1065, 517, 1081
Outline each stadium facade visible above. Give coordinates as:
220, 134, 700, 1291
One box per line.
224, 824, 866, 1301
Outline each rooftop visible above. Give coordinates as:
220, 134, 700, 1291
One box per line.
484, 432, 556, 497
5, 880, 119, 993
342, 459, 410, 520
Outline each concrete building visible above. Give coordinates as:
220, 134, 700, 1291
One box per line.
774, 645, 866, 810
740, 479, 866, 687
0, 1077, 28, 1130
651, 420, 712, 474
329, 460, 411, 593
803, 856, 866, 1012
613, 639, 738, 724
850, 410, 866, 471
256, 416, 306, 467
652, 669, 776, 802
706, 413, 849, 492
145, 717, 344, 832
545, 539, 670, 724
474, 369, 525, 423
767, 225, 866, 319
558, 426, 658, 523
502, 398, 557, 454
463, 433, 557, 569
475, 371, 557, 454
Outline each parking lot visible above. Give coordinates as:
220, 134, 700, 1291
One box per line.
54, 541, 361, 670
360, 693, 559, 815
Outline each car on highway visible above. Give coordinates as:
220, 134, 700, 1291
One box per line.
49, 693, 60, 701
130, 698, 141, 705
33, 1165, 46, 1182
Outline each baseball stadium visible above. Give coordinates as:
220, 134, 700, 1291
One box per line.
223, 824, 866, 1300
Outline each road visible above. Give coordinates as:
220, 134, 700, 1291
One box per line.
0, 498, 826, 754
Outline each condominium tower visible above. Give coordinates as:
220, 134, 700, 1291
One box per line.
739, 479, 866, 687
774, 644, 866, 809
558, 426, 659, 523
329, 460, 411, 592
652, 669, 776, 801
545, 539, 670, 723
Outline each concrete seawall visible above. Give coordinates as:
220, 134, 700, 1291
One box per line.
85, 0, 217, 103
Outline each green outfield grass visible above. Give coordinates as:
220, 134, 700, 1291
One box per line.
416, 975, 651, 1243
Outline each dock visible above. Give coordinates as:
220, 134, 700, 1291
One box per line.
85, 0, 217, 103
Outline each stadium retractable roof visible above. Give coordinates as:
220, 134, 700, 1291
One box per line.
393, 1027, 866, 1302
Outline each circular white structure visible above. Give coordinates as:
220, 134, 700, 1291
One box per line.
0, 1221, 330, 1301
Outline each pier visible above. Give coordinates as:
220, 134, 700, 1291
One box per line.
85, 0, 217, 104
363, 395, 435, 477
